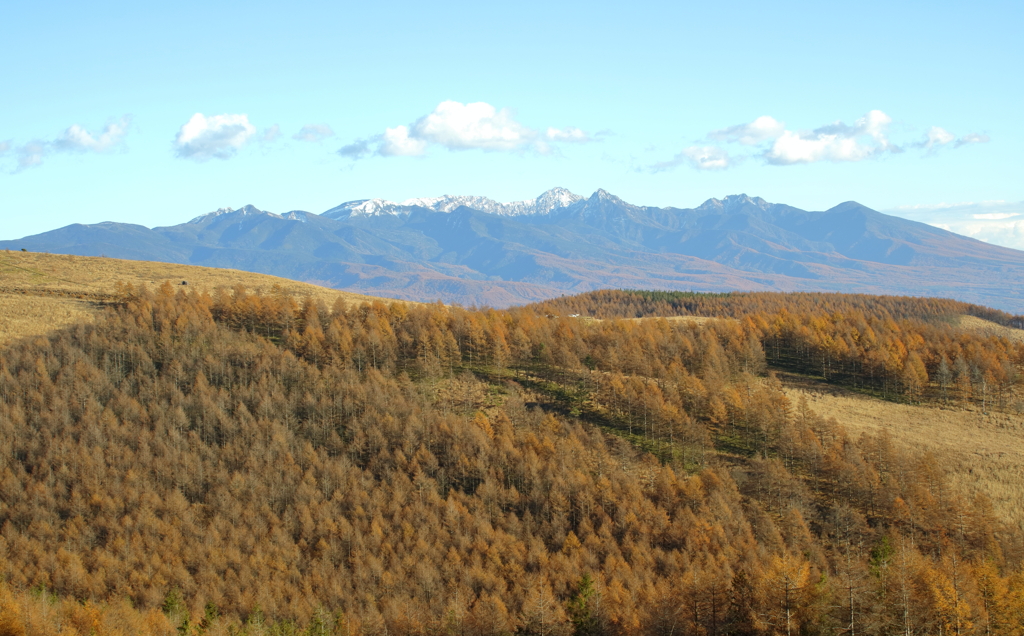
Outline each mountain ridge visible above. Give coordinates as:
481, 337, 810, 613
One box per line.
323, 186, 584, 219
4, 188, 1023, 311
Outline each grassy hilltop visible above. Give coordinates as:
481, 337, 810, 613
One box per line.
0, 250, 387, 347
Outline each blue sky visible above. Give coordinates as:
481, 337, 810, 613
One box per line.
2, 0, 1023, 246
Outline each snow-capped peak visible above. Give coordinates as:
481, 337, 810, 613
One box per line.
283, 211, 309, 222
697, 194, 772, 213
322, 188, 584, 219
189, 207, 237, 223
534, 187, 583, 213
188, 204, 286, 224
325, 199, 396, 217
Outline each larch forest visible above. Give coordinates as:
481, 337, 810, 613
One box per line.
2, 282, 1024, 636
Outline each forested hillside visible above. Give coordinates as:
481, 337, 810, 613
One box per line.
1, 285, 1023, 635
529, 290, 1024, 327
532, 290, 1024, 406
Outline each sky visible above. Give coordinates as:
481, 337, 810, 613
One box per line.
2, 0, 1023, 247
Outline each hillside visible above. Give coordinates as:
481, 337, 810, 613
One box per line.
539, 290, 1024, 529
780, 372, 1024, 529
4, 190, 1024, 311
1, 285, 1023, 635
0, 250, 389, 346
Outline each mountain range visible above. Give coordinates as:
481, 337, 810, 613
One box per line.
5, 188, 1024, 311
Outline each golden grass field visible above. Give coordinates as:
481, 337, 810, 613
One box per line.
0, 251, 390, 347
0, 293, 98, 348
779, 373, 1024, 533
956, 314, 1024, 344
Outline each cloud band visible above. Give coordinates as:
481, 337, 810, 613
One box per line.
339, 101, 593, 160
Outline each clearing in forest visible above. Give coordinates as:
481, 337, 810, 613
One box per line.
779, 371, 1024, 532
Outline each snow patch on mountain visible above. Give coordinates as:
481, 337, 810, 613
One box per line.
189, 204, 284, 223
322, 187, 583, 219
697, 194, 773, 213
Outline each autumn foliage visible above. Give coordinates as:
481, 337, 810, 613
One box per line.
532, 290, 1024, 406
0, 283, 1022, 635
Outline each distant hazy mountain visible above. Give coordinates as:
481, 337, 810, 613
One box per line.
5, 188, 1024, 311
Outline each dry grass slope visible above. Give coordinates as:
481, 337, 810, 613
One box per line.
780, 372, 1024, 533
956, 314, 1024, 344
0, 293, 98, 347
0, 250, 392, 347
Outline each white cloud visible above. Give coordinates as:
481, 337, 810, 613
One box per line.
261, 124, 281, 143
173, 113, 255, 160
886, 201, 1024, 250
16, 142, 46, 170
337, 139, 372, 160
653, 110, 900, 171
380, 125, 428, 156
684, 146, 731, 170
766, 129, 876, 164
649, 146, 732, 172
292, 124, 334, 143
708, 115, 785, 146
655, 110, 989, 172
892, 200, 1007, 211
958, 219, 1024, 248
956, 132, 989, 147
973, 212, 1019, 220
916, 126, 989, 152
923, 126, 955, 149
765, 110, 895, 165
546, 127, 590, 142
54, 116, 131, 152
858, 109, 894, 148
339, 100, 591, 160
411, 101, 534, 151
3, 116, 132, 172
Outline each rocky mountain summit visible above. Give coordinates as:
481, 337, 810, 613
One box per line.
323, 187, 583, 219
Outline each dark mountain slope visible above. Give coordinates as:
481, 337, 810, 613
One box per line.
8, 221, 190, 263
